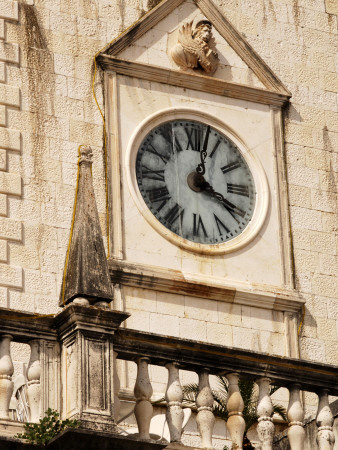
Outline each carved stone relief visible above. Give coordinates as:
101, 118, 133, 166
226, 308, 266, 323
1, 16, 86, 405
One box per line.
170, 20, 219, 75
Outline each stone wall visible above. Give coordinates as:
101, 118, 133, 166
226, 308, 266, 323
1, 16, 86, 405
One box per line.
0, 0, 336, 403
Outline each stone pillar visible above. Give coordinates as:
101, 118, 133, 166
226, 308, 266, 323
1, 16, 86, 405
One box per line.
0, 335, 14, 419
287, 384, 305, 450
316, 389, 335, 450
256, 377, 275, 450
226, 373, 245, 449
165, 362, 183, 442
196, 369, 215, 450
55, 304, 129, 431
27, 340, 41, 422
134, 357, 153, 440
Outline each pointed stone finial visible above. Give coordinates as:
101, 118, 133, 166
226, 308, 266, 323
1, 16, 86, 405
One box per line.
59, 146, 113, 307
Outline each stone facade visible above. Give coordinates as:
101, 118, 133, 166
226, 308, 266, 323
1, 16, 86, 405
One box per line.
0, 0, 337, 441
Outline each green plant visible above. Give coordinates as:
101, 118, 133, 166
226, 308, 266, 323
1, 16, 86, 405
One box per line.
181, 376, 287, 450
16, 408, 80, 446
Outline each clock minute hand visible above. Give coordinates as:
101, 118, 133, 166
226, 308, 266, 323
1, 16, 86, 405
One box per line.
196, 125, 211, 175
203, 181, 245, 223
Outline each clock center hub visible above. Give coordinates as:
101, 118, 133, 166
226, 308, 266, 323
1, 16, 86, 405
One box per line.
187, 171, 206, 192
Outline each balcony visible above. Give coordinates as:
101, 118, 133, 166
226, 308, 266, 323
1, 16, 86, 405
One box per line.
0, 304, 337, 449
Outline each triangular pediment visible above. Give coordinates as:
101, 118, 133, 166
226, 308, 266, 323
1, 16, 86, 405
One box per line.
98, 0, 291, 105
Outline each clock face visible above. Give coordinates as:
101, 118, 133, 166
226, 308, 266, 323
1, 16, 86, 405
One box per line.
135, 119, 256, 245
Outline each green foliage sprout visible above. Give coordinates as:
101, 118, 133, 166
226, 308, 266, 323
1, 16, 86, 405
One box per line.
16, 408, 80, 446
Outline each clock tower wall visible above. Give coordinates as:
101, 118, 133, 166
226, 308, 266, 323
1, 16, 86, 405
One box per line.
116, 75, 282, 288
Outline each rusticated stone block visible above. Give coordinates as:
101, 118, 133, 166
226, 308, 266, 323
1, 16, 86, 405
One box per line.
0, 262, 22, 288
0, 171, 21, 196
0, 0, 18, 21
0, 41, 19, 64
0, 84, 20, 108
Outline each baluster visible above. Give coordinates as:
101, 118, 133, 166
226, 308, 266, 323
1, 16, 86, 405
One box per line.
226, 373, 245, 449
165, 362, 183, 442
316, 389, 335, 450
134, 357, 153, 440
0, 335, 14, 419
196, 369, 215, 450
27, 340, 41, 422
256, 377, 275, 450
287, 383, 305, 449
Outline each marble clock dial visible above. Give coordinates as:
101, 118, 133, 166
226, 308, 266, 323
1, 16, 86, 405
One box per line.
135, 119, 256, 245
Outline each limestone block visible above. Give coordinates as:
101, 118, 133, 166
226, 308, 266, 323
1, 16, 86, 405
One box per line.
290, 206, 322, 231
322, 212, 337, 233
309, 230, 337, 255
0, 0, 18, 21
325, 110, 338, 132
0, 286, 7, 306
184, 296, 218, 323
312, 189, 337, 213
0, 149, 6, 170
0, 263, 22, 288
0, 171, 21, 196
320, 70, 338, 93
218, 302, 242, 327
49, 10, 76, 35
156, 291, 185, 317
150, 312, 180, 337
0, 41, 19, 64
0, 127, 20, 151
287, 163, 319, 188
305, 148, 331, 171
288, 185, 312, 208
206, 322, 232, 346
300, 337, 326, 363
9, 242, 40, 270
308, 87, 337, 112
285, 122, 314, 147
327, 298, 338, 320
294, 249, 320, 272
316, 318, 337, 341
0, 216, 21, 240
0, 239, 7, 262
311, 274, 337, 298
325, 0, 338, 14
0, 84, 20, 108
179, 317, 207, 342
0, 62, 5, 82
70, 120, 103, 146
0, 193, 6, 216
24, 269, 56, 296
0, 19, 4, 40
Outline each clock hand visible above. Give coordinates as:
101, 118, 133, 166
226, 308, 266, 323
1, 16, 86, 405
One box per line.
196, 125, 211, 175
203, 181, 245, 222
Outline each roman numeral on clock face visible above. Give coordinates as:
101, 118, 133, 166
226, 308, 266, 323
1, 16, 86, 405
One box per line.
146, 187, 171, 212
165, 203, 184, 226
146, 143, 169, 164
141, 165, 165, 182
185, 127, 202, 152
160, 127, 183, 152
227, 183, 249, 197
209, 139, 221, 158
193, 214, 208, 238
221, 160, 241, 174
213, 213, 230, 235
222, 198, 246, 223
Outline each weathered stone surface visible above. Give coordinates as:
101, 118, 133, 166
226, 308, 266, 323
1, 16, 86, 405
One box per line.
59, 147, 113, 306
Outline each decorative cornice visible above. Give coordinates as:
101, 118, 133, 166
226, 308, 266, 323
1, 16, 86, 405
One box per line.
108, 259, 304, 313
97, 56, 290, 107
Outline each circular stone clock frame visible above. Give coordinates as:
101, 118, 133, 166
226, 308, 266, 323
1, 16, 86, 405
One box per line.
125, 108, 269, 255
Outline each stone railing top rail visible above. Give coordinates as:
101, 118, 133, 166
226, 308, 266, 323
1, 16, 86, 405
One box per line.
0, 305, 337, 395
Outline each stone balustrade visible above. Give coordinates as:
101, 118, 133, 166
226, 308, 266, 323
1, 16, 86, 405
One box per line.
0, 305, 337, 450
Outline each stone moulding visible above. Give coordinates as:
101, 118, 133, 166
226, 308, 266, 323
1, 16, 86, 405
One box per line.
97, 55, 290, 108
108, 260, 304, 313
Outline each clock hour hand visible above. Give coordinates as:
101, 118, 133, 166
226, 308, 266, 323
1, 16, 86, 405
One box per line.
196, 125, 211, 175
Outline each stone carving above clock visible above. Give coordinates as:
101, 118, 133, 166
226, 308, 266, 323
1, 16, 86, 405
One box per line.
170, 20, 219, 75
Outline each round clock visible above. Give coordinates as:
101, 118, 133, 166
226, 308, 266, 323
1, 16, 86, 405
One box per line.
126, 109, 268, 255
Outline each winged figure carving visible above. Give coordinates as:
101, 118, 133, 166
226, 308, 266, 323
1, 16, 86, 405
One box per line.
170, 20, 219, 75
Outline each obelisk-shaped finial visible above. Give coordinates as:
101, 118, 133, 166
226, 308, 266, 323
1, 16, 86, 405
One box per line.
59, 146, 113, 307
